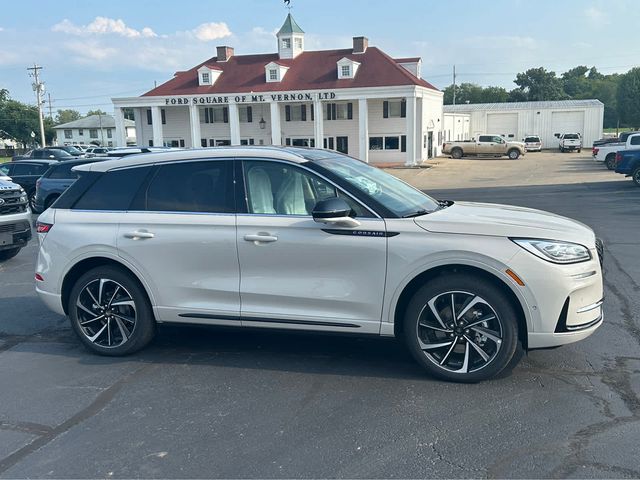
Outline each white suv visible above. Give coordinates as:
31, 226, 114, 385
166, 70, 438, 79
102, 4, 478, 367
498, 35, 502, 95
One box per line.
35, 147, 604, 382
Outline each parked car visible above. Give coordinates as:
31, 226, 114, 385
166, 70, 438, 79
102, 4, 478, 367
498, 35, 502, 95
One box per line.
523, 135, 542, 152
84, 147, 111, 158
35, 147, 604, 382
32, 158, 104, 213
0, 177, 31, 261
442, 135, 525, 160
48, 146, 85, 157
12, 148, 74, 162
558, 133, 582, 153
592, 137, 620, 147
593, 133, 640, 170
613, 148, 640, 186
105, 146, 178, 158
0, 160, 57, 208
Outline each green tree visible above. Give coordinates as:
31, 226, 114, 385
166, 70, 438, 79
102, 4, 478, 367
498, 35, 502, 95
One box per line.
617, 67, 640, 128
512, 67, 567, 101
481, 86, 509, 103
443, 83, 508, 105
86, 109, 107, 116
55, 109, 81, 124
561, 66, 590, 98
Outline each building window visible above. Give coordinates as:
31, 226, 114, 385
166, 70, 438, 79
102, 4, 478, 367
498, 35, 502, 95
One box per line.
369, 135, 407, 151
89, 129, 98, 139
78, 129, 83, 136
269, 69, 278, 81
239, 106, 253, 123
204, 107, 228, 123
294, 37, 302, 49
383, 100, 406, 118
281, 38, 291, 49
369, 137, 383, 150
161, 109, 166, 125
146, 109, 152, 125
107, 141, 113, 147
325, 102, 353, 121
64, 129, 72, 139
216, 139, 231, 146
201, 139, 207, 147
107, 129, 112, 139
201, 72, 210, 84
385, 136, 400, 150
285, 104, 309, 122
209, 139, 215, 147
240, 138, 255, 145
286, 138, 315, 147
341, 65, 351, 77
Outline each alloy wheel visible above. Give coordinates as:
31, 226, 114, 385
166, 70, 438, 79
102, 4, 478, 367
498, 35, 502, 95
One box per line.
416, 290, 503, 374
75, 278, 137, 348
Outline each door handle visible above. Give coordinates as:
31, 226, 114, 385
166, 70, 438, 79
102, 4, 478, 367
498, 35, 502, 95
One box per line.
124, 230, 155, 240
244, 234, 278, 243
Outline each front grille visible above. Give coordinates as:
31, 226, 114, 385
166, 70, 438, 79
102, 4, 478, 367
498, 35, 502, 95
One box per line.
0, 221, 30, 233
0, 204, 28, 215
595, 238, 604, 268
0, 189, 27, 216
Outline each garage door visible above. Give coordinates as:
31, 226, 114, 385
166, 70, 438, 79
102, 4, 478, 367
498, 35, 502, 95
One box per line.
551, 111, 584, 137
487, 113, 518, 139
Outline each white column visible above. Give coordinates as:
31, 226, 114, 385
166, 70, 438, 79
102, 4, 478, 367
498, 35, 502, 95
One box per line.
269, 102, 281, 146
113, 107, 126, 147
358, 98, 369, 163
405, 96, 417, 166
151, 106, 163, 147
229, 103, 240, 146
313, 100, 324, 149
189, 104, 201, 148
133, 107, 144, 146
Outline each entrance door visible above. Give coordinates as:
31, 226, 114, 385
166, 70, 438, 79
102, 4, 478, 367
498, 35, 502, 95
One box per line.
336, 136, 348, 154
236, 159, 387, 333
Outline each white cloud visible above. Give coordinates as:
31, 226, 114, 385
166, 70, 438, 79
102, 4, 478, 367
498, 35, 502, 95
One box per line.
64, 40, 118, 62
190, 22, 232, 42
585, 6, 610, 25
52, 17, 157, 38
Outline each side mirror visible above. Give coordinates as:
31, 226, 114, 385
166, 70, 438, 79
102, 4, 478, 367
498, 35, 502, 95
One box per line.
49, 155, 55, 159
312, 197, 360, 228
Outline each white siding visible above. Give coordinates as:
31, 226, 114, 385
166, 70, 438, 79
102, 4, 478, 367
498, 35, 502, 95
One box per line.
486, 113, 518, 138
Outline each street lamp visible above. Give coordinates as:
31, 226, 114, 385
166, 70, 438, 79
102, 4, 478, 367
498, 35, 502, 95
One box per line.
259, 117, 266, 129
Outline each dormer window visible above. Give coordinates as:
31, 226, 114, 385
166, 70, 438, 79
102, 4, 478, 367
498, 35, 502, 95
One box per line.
197, 65, 222, 86
337, 57, 360, 79
281, 38, 291, 49
294, 37, 303, 49
265, 61, 289, 83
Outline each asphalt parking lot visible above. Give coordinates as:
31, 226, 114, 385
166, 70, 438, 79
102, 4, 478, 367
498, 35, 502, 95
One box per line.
1, 151, 639, 478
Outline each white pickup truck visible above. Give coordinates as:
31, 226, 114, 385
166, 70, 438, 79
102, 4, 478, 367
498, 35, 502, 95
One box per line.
558, 133, 582, 152
593, 132, 640, 169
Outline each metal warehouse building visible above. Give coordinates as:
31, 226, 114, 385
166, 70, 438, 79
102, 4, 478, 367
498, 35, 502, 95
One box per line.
443, 99, 604, 149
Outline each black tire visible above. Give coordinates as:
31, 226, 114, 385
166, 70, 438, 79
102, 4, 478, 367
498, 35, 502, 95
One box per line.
508, 149, 520, 160
402, 273, 520, 383
44, 195, 59, 210
605, 154, 616, 170
68, 265, 156, 356
28, 191, 37, 212
0, 248, 21, 262
560, 147, 565, 153
633, 167, 640, 187
451, 148, 463, 159
577, 149, 581, 153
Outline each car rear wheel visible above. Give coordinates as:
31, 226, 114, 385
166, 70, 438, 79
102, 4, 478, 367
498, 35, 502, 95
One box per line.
402, 274, 519, 382
605, 154, 616, 170
451, 148, 463, 159
632, 167, 640, 187
68, 266, 156, 356
508, 149, 520, 160
0, 248, 21, 262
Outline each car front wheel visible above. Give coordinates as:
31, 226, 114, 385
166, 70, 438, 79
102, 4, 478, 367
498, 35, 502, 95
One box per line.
403, 274, 519, 382
508, 149, 520, 160
68, 266, 156, 356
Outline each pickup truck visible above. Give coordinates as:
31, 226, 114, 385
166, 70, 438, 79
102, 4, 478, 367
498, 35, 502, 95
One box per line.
614, 148, 640, 186
0, 177, 32, 261
558, 133, 582, 152
442, 134, 525, 160
592, 131, 640, 169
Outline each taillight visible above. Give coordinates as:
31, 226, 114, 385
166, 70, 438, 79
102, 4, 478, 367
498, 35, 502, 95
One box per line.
592, 148, 599, 155
36, 222, 52, 233
35, 273, 44, 282
615, 152, 623, 165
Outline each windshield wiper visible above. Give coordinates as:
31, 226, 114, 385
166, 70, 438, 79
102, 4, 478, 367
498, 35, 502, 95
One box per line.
402, 210, 429, 218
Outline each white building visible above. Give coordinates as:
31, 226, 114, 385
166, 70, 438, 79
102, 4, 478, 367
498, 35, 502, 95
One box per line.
112, 14, 444, 165
54, 114, 136, 147
444, 99, 604, 148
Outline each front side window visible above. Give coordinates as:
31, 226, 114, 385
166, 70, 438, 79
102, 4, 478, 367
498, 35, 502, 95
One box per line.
243, 160, 366, 217
0, 164, 10, 175
13, 163, 48, 176
73, 167, 151, 211
143, 160, 234, 213
492, 136, 504, 143
315, 154, 440, 218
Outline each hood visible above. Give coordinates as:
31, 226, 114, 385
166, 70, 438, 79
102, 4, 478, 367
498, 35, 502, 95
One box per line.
0, 178, 20, 191
414, 201, 596, 247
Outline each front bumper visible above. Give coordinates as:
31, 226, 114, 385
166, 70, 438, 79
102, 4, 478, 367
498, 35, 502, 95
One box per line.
0, 218, 32, 251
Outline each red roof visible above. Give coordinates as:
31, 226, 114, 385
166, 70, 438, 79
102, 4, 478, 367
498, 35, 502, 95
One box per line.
142, 47, 438, 97
395, 57, 421, 63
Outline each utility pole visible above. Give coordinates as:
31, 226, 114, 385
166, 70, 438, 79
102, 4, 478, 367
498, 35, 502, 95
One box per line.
27, 64, 46, 147
452, 65, 457, 106
47, 92, 53, 120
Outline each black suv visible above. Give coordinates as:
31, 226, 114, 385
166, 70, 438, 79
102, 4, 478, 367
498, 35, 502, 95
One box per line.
12, 149, 74, 162
0, 160, 57, 208
32, 158, 104, 213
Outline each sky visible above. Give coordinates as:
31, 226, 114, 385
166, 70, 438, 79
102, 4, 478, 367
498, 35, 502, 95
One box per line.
1, 0, 638, 115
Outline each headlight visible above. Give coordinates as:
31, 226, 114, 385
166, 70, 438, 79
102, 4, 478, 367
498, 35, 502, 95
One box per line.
512, 238, 591, 264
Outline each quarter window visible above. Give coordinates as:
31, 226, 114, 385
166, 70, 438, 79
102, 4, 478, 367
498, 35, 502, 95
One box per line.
73, 167, 151, 211
143, 160, 234, 213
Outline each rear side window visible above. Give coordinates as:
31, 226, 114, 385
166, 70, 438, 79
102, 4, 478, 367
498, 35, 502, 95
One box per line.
48, 164, 78, 179
143, 160, 234, 213
73, 167, 152, 211
478, 136, 492, 142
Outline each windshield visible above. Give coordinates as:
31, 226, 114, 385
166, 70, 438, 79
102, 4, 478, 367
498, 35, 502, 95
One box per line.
315, 154, 440, 217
